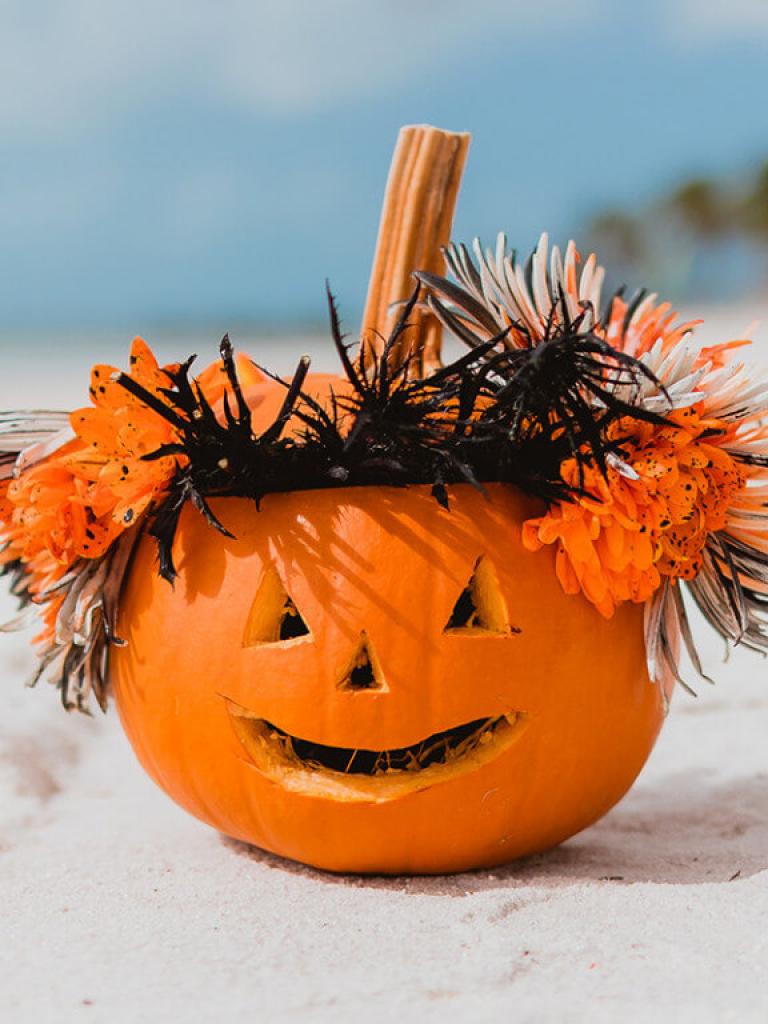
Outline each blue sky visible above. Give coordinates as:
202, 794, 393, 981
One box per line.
1, 0, 767, 328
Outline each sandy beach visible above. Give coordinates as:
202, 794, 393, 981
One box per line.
1, 312, 767, 1022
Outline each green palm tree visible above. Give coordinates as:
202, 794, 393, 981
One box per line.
740, 162, 768, 240
665, 178, 728, 239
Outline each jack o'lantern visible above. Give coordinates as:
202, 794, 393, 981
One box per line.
2, 125, 768, 875
111, 486, 664, 873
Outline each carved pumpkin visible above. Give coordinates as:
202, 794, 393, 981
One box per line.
111, 484, 669, 874
18, 123, 757, 878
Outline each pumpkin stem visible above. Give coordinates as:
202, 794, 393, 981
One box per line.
361, 124, 470, 375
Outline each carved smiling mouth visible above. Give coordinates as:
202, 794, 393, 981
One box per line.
226, 702, 527, 802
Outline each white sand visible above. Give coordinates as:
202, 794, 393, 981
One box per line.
1, 313, 767, 1022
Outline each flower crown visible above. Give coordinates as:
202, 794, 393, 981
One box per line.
2, 232, 768, 711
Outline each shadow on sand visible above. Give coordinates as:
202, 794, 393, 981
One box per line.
222, 769, 768, 892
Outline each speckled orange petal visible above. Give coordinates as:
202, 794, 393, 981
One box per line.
554, 546, 581, 594
521, 519, 544, 551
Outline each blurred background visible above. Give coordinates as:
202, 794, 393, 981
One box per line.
2, 0, 768, 391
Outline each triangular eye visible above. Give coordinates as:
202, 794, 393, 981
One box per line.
444, 556, 518, 635
243, 566, 311, 646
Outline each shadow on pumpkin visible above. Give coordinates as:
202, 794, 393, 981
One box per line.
266, 489, 512, 645
160, 487, 531, 646
221, 772, 768, 888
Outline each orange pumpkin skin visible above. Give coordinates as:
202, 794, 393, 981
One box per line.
111, 485, 671, 875
242, 372, 352, 434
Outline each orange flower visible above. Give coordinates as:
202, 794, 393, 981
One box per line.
66, 337, 185, 531
1, 340, 270, 598
0, 480, 12, 537
0, 338, 191, 643
522, 407, 745, 618
604, 293, 699, 360
4, 452, 113, 565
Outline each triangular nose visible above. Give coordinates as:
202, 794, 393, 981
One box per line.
337, 632, 387, 691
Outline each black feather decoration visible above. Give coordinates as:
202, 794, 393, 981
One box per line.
107, 280, 670, 575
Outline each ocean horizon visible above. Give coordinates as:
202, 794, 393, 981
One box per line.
2, 300, 768, 410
